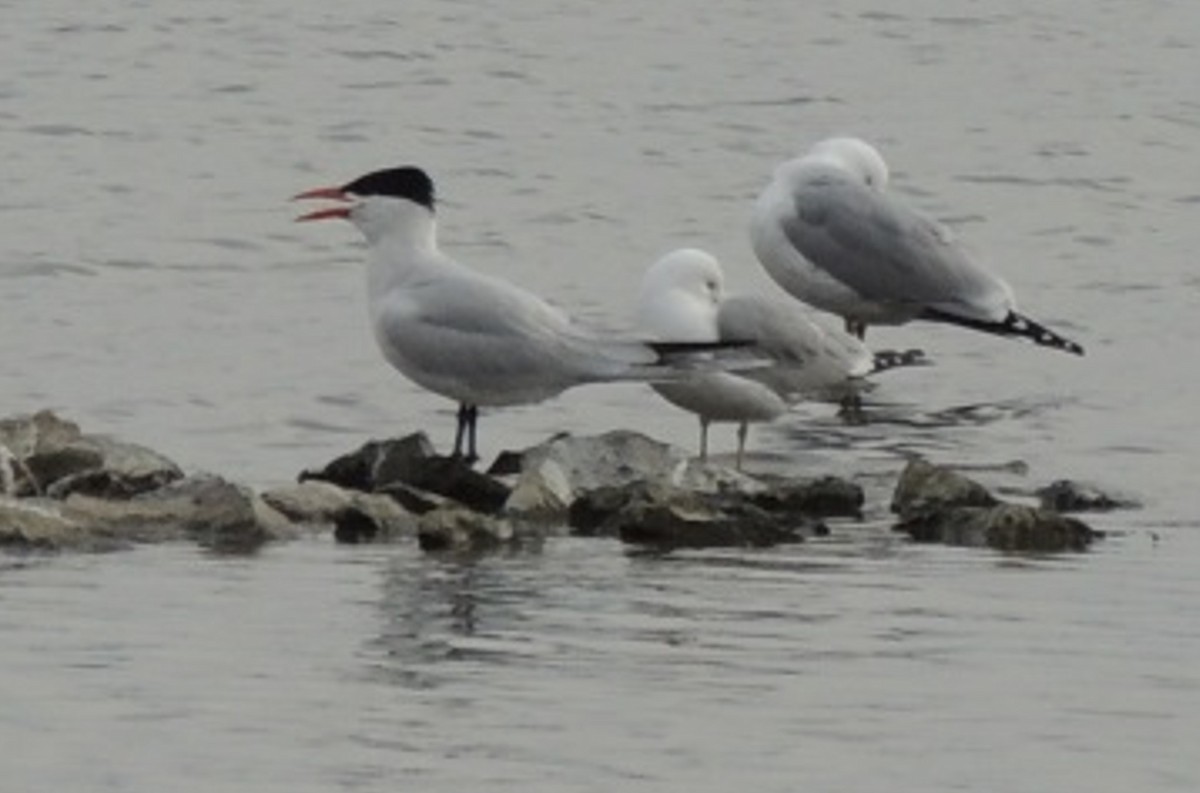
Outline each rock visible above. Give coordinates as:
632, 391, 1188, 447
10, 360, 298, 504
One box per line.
43, 436, 184, 499
417, 505, 515, 552
503, 456, 573, 519
303, 435, 511, 514
0, 496, 102, 551
0, 410, 83, 459
512, 430, 689, 499
64, 474, 294, 553
261, 480, 415, 543
616, 489, 820, 549
0, 411, 183, 498
891, 459, 998, 518
897, 503, 1097, 552
1036, 479, 1137, 513
567, 480, 823, 548
750, 475, 864, 518
300, 433, 437, 491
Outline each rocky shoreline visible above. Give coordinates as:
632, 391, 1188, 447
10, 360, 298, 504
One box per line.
0, 410, 1127, 555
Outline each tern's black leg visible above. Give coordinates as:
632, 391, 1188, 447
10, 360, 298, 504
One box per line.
845, 318, 867, 341
452, 403, 470, 459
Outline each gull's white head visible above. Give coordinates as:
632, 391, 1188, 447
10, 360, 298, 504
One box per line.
636, 248, 725, 343
294, 166, 437, 245
804, 137, 890, 191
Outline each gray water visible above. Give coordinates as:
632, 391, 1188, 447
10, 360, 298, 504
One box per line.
1, 0, 1198, 790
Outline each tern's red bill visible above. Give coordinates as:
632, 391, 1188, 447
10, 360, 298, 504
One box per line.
293, 185, 352, 222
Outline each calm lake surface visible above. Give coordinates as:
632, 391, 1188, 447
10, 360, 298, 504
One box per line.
2, 0, 1198, 790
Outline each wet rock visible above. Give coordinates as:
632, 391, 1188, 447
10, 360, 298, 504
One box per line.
417, 505, 515, 552
616, 489, 820, 549
0, 410, 83, 459
891, 459, 998, 518
897, 503, 1097, 552
300, 433, 437, 491
0, 497, 100, 551
750, 475, 864, 518
261, 480, 415, 543
1036, 479, 1137, 513
64, 474, 294, 553
44, 437, 184, 499
567, 480, 823, 548
503, 456, 573, 519
304, 435, 511, 514
511, 430, 689, 499
0, 411, 183, 498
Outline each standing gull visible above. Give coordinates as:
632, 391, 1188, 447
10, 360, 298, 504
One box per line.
295, 166, 739, 462
635, 248, 921, 468
750, 137, 1084, 354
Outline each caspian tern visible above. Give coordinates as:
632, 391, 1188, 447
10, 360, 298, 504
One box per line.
295, 166, 747, 462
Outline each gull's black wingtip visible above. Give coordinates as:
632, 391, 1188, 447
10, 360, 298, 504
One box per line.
921, 308, 1084, 356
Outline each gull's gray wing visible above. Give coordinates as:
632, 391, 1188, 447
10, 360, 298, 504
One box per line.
780, 169, 1013, 322
718, 293, 871, 398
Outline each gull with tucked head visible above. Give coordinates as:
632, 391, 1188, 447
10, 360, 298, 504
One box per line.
636, 248, 921, 468
750, 136, 1084, 355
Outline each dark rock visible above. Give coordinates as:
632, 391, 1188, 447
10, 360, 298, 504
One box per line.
891, 459, 998, 518
21, 446, 104, 494
417, 505, 514, 552
897, 503, 1097, 552
750, 475, 864, 518
568, 480, 822, 548
1036, 479, 1137, 513
376, 481, 448, 515
303, 435, 510, 514
485, 448, 526, 477
568, 483, 646, 536
300, 433, 436, 490
398, 457, 511, 514
617, 491, 818, 549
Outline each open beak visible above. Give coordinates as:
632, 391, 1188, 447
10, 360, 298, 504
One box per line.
293, 186, 352, 222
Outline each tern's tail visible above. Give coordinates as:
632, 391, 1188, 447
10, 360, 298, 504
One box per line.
870, 348, 929, 375
921, 308, 1084, 356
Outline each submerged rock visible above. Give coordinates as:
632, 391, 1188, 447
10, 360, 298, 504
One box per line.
891, 459, 1098, 552
897, 503, 1097, 552
750, 475, 865, 519
1036, 479, 1137, 513
566, 479, 827, 548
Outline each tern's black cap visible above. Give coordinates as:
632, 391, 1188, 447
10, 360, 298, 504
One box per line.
342, 166, 435, 209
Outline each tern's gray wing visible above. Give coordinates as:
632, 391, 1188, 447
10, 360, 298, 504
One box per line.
718, 293, 870, 398
781, 170, 1012, 321
374, 271, 655, 404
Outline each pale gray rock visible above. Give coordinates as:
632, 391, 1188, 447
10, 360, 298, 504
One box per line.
261, 480, 415, 543
417, 505, 515, 552
0, 496, 99, 551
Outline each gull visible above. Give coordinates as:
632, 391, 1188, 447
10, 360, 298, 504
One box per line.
635, 248, 922, 468
750, 136, 1084, 354
294, 166, 745, 463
